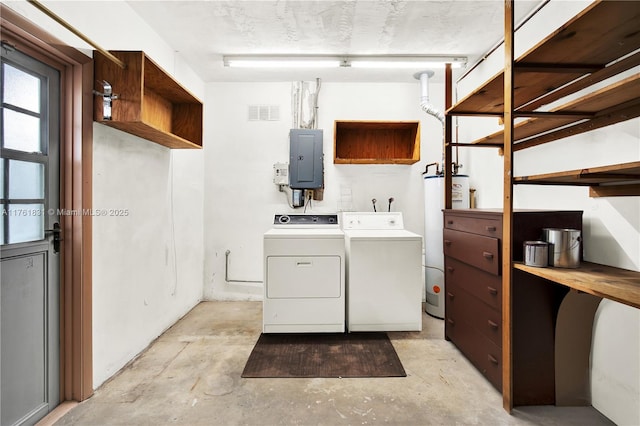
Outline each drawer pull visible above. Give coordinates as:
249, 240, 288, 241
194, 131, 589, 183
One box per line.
447, 220, 454, 225
485, 226, 497, 232
488, 320, 499, 329
447, 318, 455, 326
488, 354, 499, 365
487, 286, 498, 295
444, 240, 452, 246
447, 292, 455, 300
446, 267, 454, 273
483, 251, 494, 259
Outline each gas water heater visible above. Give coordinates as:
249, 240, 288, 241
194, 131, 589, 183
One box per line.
423, 174, 470, 318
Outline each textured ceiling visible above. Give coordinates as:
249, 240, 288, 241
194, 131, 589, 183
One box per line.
126, 0, 543, 83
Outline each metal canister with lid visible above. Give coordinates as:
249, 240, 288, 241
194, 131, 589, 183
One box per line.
524, 241, 549, 267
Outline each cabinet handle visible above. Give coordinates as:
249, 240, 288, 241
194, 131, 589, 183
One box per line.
488, 354, 499, 365
447, 220, 454, 225
488, 320, 499, 329
447, 318, 455, 326
483, 251, 494, 259
446, 267, 454, 273
485, 226, 496, 232
487, 286, 498, 295
447, 292, 455, 300
444, 240, 452, 246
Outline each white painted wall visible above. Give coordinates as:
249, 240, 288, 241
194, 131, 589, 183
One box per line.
2, 0, 206, 388
455, 1, 640, 423
203, 80, 446, 300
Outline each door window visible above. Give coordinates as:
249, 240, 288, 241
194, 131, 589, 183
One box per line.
1, 59, 49, 244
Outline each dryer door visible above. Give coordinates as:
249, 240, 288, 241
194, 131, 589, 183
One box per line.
266, 256, 341, 298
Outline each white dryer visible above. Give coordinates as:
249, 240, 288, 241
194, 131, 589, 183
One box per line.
263, 214, 345, 333
342, 212, 423, 332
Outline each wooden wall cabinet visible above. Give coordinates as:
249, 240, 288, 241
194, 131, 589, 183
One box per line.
333, 120, 420, 164
93, 50, 203, 149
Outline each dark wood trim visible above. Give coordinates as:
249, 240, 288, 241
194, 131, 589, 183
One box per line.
502, 0, 515, 413
444, 63, 453, 209
1, 3, 93, 402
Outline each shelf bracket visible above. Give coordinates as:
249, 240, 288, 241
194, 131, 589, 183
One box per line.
93, 80, 118, 120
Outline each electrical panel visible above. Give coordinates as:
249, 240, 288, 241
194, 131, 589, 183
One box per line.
289, 129, 323, 189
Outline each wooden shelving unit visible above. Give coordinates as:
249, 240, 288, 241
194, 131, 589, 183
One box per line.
93, 51, 203, 149
333, 120, 420, 164
444, 0, 640, 412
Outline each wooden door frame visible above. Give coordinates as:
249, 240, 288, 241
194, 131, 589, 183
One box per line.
1, 4, 93, 401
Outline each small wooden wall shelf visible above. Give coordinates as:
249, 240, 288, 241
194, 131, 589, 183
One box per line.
334, 120, 420, 164
93, 51, 203, 149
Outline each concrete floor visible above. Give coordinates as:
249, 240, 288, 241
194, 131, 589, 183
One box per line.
54, 301, 614, 425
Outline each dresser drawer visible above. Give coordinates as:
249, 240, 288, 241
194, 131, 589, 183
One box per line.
445, 314, 502, 391
445, 256, 502, 311
444, 213, 501, 238
446, 280, 501, 347
443, 228, 500, 275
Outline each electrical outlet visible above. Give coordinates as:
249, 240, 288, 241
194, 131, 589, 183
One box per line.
307, 190, 314, 200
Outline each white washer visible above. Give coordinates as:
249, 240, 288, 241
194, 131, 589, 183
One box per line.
263, 214, 345, 333
342, 212, 423, 332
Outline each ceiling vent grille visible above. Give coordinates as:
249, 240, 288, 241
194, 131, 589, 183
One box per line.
248, 105, 280, 121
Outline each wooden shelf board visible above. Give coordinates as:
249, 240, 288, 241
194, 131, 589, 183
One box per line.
589, 184, 640, 197
514, 261, 640, 310
448, 1, 640, 116
101, 121, 202, 149
514, 161, 640, 186
334, 158, 418, 165
469, 74, 640, 146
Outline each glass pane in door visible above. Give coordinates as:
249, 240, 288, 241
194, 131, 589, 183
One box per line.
2, 109, 41, 153
0, 204, 4, 244
8, 160, 44, 199
3, 63, 41, 113
7, 204, 44, 244
0, 158, 4, 198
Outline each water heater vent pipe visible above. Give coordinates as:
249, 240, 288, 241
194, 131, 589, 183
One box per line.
415, 70, 444, 124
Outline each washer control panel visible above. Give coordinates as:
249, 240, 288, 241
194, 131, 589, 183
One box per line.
341, 212, 405, 230
273, 214, 339, 227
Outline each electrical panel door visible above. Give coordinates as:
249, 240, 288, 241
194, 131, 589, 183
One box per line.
289, 129, 323, 189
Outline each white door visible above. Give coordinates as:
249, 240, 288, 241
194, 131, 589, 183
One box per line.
1, 44, 60, 426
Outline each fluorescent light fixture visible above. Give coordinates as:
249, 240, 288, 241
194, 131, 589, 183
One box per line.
223, 55, 343, 68
349, 56, 467, 69
223, 55, 467, 69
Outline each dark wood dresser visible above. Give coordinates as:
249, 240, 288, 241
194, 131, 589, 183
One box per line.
442, 209, 583, 397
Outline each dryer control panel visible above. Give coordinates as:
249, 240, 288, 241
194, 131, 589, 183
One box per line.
273, 214, 339, 227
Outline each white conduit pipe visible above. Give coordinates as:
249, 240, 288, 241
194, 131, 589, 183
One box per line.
417, 70, 444, 124
416, 70, 445, 173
